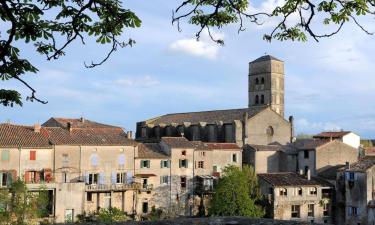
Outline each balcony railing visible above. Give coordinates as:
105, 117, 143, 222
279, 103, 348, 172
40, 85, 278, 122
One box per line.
85, 183, 142, 191
140, 184, 153, 191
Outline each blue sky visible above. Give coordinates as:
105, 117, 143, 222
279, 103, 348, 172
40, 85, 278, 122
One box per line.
1, 0, 375, 139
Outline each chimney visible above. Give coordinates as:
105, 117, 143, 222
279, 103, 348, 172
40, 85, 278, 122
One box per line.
67, 122, 73, 132
345, 161, 350, 170
299, 169, 303, 175
34, 123, 41, 133
80, 117, 85, 123
127, 131, 133, 139
307, 169, 311, 180
289, 116, 294, 143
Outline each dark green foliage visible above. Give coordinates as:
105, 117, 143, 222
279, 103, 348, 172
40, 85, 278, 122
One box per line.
0, 0, 141, 106
209, 165, 264, 217
0, 179, 49, 225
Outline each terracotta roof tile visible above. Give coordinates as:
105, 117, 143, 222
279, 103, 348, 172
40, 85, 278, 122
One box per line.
293, 139, 330, 150
347, 156, 375, 172
313, 131, 351, 138
137, 143, 169, 159
161, 137, 196, 148
43, 117, 120, 129
0, 123, 51, 148
205, 143, 241, 150
258, 172, 331, 187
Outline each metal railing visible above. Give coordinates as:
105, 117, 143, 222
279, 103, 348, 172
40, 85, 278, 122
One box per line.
85, 183, 142, 191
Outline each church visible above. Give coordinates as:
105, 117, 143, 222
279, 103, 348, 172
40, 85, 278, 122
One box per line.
136, 55, 293, 147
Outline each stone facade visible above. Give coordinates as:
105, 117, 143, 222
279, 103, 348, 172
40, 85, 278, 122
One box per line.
248, 55, 285, 117
259, 173, 333, 224
336, 157, 375, 225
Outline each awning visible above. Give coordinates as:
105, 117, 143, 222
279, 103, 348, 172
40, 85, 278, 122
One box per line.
134, 174, 157, 178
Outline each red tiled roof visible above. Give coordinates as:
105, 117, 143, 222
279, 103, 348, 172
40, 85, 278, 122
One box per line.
161, 137, 196, 148
293, 139, 330, 150
43, 117, 120, 129
258, 172, 332, 187
44, 127, 137, 146
313, 131, 351, 138
137, 143, 169, 159
205, 143, 241, 150
0, 123, 52, 148
365, 147, 375, 155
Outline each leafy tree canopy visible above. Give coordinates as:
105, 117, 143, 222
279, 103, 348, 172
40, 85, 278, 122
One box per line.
0, 179, 49, 225
1, 0, 373, 107
209, 165, 264, 217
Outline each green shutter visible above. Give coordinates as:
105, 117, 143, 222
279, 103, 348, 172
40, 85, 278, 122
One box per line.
140, 160, 144, 168
7, 173, 12, 186
147, 160, 150, 168
179, 160, 182, 168
160, 160, 163, 168
1, 150, 9, 161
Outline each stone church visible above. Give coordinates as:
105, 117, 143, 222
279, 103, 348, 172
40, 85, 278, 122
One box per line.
136, 55, 293, 147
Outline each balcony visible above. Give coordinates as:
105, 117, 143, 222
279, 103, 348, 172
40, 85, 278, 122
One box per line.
139, 184, 153, 192
85, 183, 142, 192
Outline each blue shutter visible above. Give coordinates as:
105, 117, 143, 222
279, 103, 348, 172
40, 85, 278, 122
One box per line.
118, 154, 125, 167
99, 172, 105, 185
91, 154, 98, 166
111, 171, 116, 184
84, 172, 89, 184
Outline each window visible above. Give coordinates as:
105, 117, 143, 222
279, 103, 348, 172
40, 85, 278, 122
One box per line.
261, 77, 265, 84
160, 176, 169, 184
62, 172, 68, 183
182, 150, 186, 156
179, 159, 188, 168
255, 78, 259, 85
255, 95, 259, 105
116, 172, 126, 184
291, 205, 300, 218
260, 95, 265, 104
309, 187, 317, 195
279, 188, 287, 196
26, 171, 39, 183
266, 126, 274, 136
304, 150, 309, 159
232, 154, 237, 163
160, 160, 170, 168
30, 151, 36, 160
0, 172, 11, 187
308, 204, 314, 217
199, 151, 206, 157
140, 160, 150, 168
181, 176, 187, 189
1, 150, 9, 161
90, 153, 98, 167
213, 165, 219, 173
197, 161, 204, 169
88, 173, 98, 184
324, 203, 330, 216
296, 187, 302, 196
304, 166, 309, 176
142, 202, 148, 214
87, 192, 92, 202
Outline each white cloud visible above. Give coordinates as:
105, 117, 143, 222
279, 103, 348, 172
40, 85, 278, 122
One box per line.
168, 30, 224, 59
295, 118, 342, 134
112, 75, 160, 88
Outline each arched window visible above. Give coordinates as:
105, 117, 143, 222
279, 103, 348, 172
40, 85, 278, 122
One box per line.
261, 77, 265, 84
266, 126, 274, 136
261, 95, 265, 104
255, 78, 259, 85
255, 95, 259, 105
90, 153, 99, 167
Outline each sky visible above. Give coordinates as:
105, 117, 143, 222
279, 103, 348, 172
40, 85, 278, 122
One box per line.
1, 0, 375, 139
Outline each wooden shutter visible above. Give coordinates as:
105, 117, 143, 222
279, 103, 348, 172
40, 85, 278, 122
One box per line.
24, 171, 30, 183
30, 151, 36, 160
44, 168, 52, 183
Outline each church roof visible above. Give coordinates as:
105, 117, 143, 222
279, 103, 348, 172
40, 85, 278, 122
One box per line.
251, 55, 282, 63
144, 106, 267, 125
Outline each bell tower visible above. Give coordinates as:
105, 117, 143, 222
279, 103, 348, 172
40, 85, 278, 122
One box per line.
248, 55, 285, 117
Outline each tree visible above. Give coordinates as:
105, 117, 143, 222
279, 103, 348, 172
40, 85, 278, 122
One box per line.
0, 179, 49, 225
96, 207, 129, 222
209, 165, 264, 217
1, 0, 373, 107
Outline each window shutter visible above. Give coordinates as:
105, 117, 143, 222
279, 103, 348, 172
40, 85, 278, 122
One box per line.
127, 171, 133, 184
84, 172, 89, 184
168, 176, 170, 184
348, 207, 352, 216
30, 151, 36, 160
179, 160, 182, 168
24, 172, 30, 183
147, 160, 150, 168
167, 160, 170, 168
357, 207, 361, 216
160, 160, 163, 168
140, 160, 144, 168
99, 172, 105, 185
118, 154, 125, 167
354, 173, 358, 181
186, 160, 189, 168
345, 172, 350, 180
111, 171, 116, 184
160, 176, 163, 184
7, 172, 12, 186
1, 150, 9, 161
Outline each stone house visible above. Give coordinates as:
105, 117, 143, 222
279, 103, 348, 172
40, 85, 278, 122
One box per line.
293, 139, 358, 177
336, 156, 375, 225
313, 131, 360, 149
136, 55, 293, 148
258, 172, 334, 224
